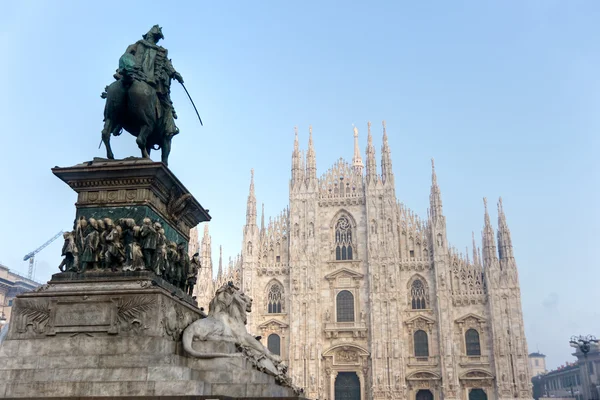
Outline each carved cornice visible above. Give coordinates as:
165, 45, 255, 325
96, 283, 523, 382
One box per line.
68, 177, 155, 189
52, 158, 211, 227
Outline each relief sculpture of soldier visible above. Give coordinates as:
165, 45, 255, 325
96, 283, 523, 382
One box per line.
101, 25, 202, 166
57, 216, 201, 297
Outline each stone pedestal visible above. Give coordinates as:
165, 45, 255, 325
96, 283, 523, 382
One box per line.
0, 273, 300, 398
52, 157, 211, 245
0, 159, 301, 398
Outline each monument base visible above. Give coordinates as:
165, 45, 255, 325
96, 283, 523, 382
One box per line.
0, 273, 300, 398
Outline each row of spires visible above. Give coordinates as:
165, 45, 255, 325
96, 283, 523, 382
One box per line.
243, 124, 515, 270
197, 225, 241, 283
291, 122, 394, 187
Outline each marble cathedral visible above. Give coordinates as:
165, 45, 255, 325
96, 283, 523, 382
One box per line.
191, 122, 532, 400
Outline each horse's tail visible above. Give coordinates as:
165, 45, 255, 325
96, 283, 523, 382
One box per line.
182, 323, 241, 359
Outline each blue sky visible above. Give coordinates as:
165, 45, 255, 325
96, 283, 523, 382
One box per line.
1, 1, 598, 369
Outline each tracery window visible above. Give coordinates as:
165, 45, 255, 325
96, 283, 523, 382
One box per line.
267, 333, 281, 355
335, 216, 353, 260
336, 290, 354, 322
465, 329, 481, 356
411, 279, 427, 309
414, 330, 429, 357
267, 283, 283, 313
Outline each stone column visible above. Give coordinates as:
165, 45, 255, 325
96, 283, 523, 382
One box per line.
330, 371, 338, 400
358, 370, 365, 400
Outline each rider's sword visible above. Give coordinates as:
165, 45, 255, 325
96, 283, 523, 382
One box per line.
179, 81, 203, 126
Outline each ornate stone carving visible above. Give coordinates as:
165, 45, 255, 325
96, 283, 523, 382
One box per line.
335, 349, 359, 364
14, 299, 50, 334
166, 186, 196, 220
116, 295, 155, 333
182, 282, 299, 393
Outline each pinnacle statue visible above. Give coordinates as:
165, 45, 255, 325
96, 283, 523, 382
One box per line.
100, 25, 202, 166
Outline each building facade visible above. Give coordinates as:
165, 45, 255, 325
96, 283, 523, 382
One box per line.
194, 123, 533, 400
0, 264, 40, 334
533, 362, 582, 400
529, 352, 547, 378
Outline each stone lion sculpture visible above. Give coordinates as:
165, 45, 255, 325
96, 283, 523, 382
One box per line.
182, 282, 292, 384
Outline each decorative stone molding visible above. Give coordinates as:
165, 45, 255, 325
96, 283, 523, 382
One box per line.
322, 344, 370, 368
455, 313, 486, 328
324, 268, 364, 284
52, 158, 210, 243
458, 369, 494, 388
407, 355, 439, 367
258, 318, 289, 335
405, 314, 436, 334
324, 321, 368, 339
406, 370, 441, 391
459, 355, 490, 367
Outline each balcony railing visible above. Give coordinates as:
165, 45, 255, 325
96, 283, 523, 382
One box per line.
407, 356, 439, 367
324, 321, 367, 338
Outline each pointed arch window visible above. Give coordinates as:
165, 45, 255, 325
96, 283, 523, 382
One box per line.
411, 279, 427, 309
465, 329, 481, 356
267, 333, 281, 355
335, 216, 353, 260
267, 283, 283, 313
336, 290, 354, 322
414, 330, 429, 357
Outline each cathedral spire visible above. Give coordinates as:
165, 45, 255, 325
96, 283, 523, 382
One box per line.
352, 124, 364, 175
291, 126, 301, 186
365, 122, 377, 184
429, 158, 444, 222
201, 224, 212, 278
246, 169, 257, 226
481, 197, 498, 267
260, 203, 265, 237
217, 245, 223, 279
306, 125, 317, 181
381, 121, 394, 185
497, 197, 514, 260
472, 231, 480, 266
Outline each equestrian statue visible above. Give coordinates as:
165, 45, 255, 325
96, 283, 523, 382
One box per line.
100, 25, 202, 166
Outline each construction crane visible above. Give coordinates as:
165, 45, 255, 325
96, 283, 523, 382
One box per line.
23, 231, 64, 280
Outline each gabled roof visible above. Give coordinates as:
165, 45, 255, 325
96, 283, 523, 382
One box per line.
529, 352, 546, 358
405, 314, 436, 325
258, 318, 289, 329
455, 313, 486, 324
324, 268, 364, 281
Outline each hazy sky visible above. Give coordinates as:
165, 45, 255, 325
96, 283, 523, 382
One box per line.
1, 1, 598, 369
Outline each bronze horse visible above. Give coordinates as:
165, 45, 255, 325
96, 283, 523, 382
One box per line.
101, 74, 173, 165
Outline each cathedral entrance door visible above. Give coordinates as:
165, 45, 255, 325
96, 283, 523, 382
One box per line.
335, 372, 360, 400
468, 389, 487, 400
416, 389, 434, 400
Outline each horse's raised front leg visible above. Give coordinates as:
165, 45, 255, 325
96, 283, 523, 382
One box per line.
102, 119, 115, 159
136, 126, 151, 159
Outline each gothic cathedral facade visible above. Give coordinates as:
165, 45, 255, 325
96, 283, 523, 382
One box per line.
194, 122, 532, 400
